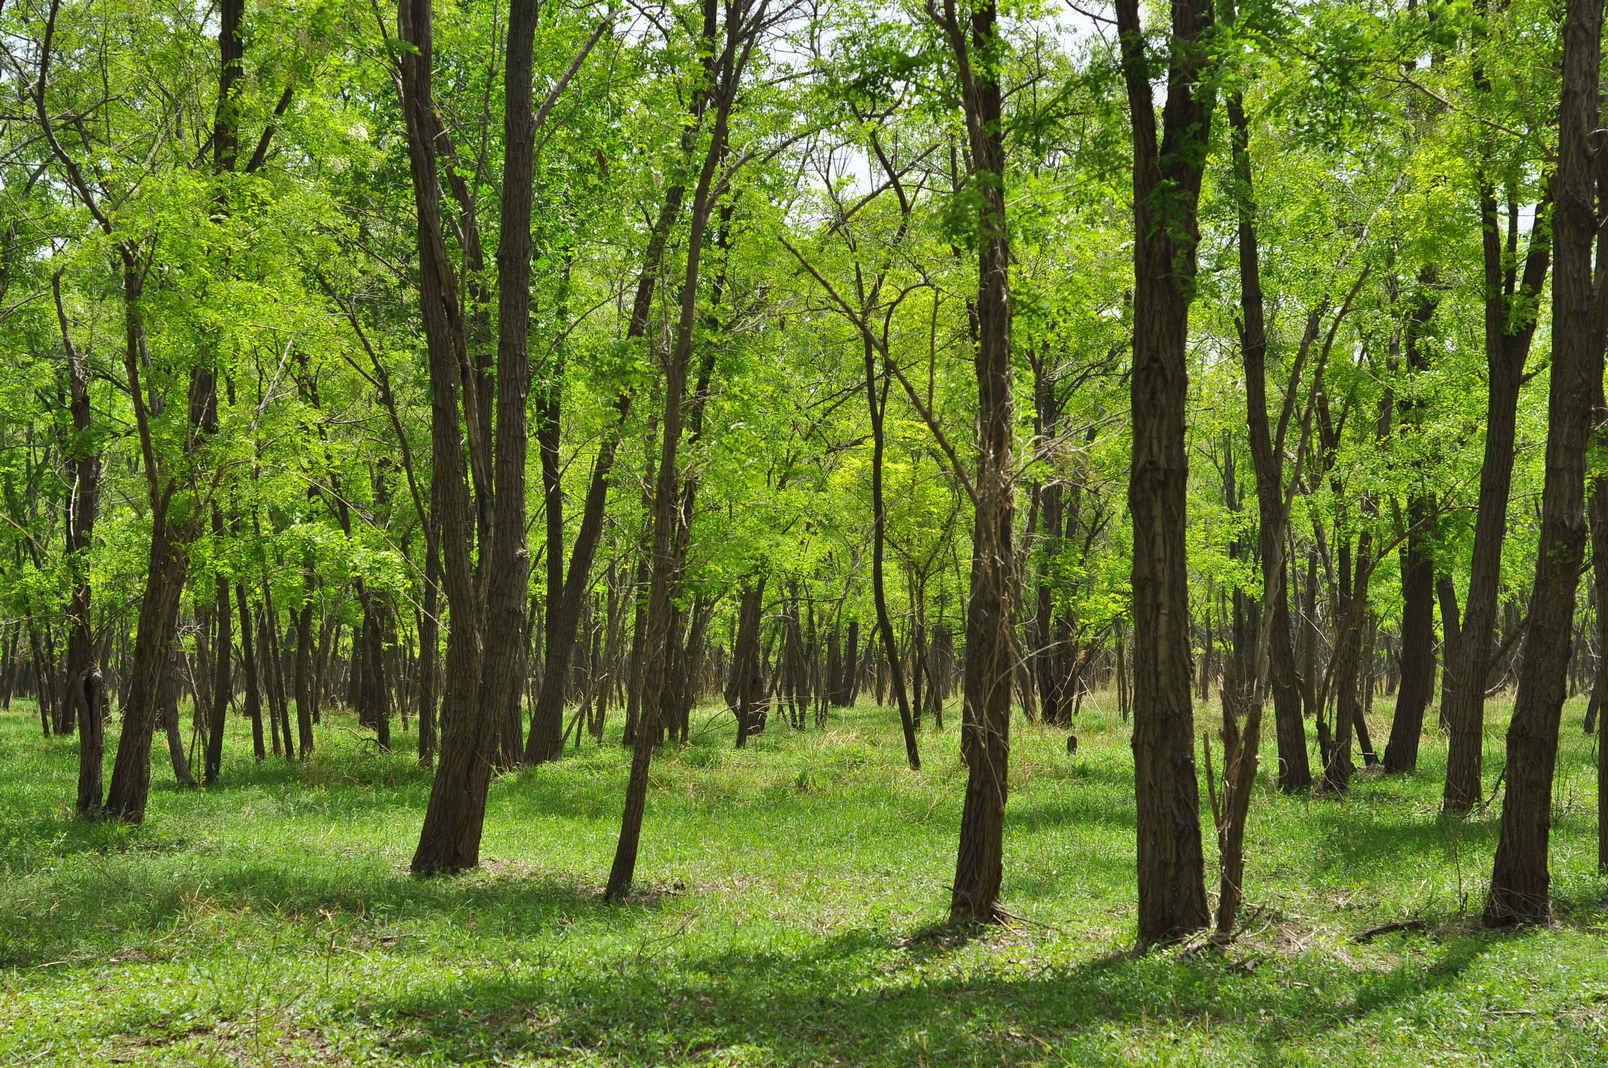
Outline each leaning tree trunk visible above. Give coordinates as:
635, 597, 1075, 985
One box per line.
1227, 88, 1310, 792
865, 358, 920, 769
104, 512, 193, 821
605, 3, 740, 899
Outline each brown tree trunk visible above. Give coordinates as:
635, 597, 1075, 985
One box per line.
937, 0, 1014, 926
1442, 119, 1554, 812
1384, 276, 1439, 774
1484, 0, 1602, 924
1116, 0, 1214, 943
417, 530, 440, 765
54, 273, 104, 813
1589, 389, 1608, 874
159, 655, 197, 788
294, 583, 316, 757
203, 509, 231, 784
1227, 88, 1310, 792
403, 0, 531, 872
1385, 492, 1436, 773
866, 362, 920, 767
606, 0, 746, 900
731, 578, 766, 747
234, 584, 265, 761
104, 510, 192, 820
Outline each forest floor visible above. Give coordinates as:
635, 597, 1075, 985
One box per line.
1, 695, 1605, 1066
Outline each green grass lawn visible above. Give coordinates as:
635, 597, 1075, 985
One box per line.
1, 694, 1604, 1066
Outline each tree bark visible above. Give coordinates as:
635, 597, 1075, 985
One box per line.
934, 0, 1014, 926
1441, 140, 1554, 812
1227, 89, 1310, 792
399, 0, 495, 873
1484, 0, 1602, 924
54, 273, 104, 813
1116, 0, 1215, 943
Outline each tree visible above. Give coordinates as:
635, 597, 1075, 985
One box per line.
1482, 0, 1604, 926
1116, 0, 1216, 943
925, 0, 1015, 926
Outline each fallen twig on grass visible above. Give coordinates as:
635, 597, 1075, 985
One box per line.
1352, 918, 1429, 942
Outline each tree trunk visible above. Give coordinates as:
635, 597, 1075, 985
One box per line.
104, 515, 192, 821
1485, 0, 1602, 924
235, 584, 265, 761
1442, 106, 1554, 813
865, 360, 920, 767
1116, 0, 1214, 943
203, 511, 231, 784
396, 0, 479, 852
1385, 492, 1436, 772
940, 0, 1013, 926
54, 272, 104, 813
417, 531, 440, 765
1227, 88, 1309, 792
606, 2, 743, 899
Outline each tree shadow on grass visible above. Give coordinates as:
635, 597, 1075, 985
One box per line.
0, 857, 644, 969
359, 920, 1508, 1066
1306, 804, 1500, 881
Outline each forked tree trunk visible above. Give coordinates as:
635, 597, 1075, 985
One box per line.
1484, 0, 1602, 925
1441, 89, 1554, 813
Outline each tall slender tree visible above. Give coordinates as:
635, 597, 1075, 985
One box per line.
1116, 0, 1216, 943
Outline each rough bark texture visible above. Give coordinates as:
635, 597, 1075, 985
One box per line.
1385, 497, 1435, 773
1484, 0, 1603, 925
400, 0, 496, 873
1590, 387, 1608, 874
477, 0, 540, 777
1116, 0, 1214, 944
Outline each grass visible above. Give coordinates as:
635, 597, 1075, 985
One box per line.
1, 692, 1605, 1066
